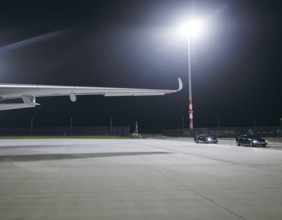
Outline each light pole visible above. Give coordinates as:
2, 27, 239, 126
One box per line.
30, 118, 33, 135
70, 117, 73, 135
110, 117, 113, 135
187, 34, 194, 129
182, 18, 204, 129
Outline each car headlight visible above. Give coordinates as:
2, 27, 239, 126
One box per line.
252, 140, 258, 143
207, 138, 212, 141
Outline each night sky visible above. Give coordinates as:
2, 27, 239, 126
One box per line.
0, 0, 281, 132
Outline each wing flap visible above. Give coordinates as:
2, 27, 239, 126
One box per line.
0, 103, 37, 111
104, 92, 165, 97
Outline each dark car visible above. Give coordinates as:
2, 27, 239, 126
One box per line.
235, 134, 267, 147
194, 134, 218, 144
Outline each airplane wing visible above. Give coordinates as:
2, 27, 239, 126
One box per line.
0, 78, 183, 111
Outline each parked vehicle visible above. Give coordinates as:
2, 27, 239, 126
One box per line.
194, 134, 218, 144
235, 134, 267, 147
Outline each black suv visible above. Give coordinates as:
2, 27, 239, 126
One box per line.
235, 134, 267, 147
194, 134, 218, 144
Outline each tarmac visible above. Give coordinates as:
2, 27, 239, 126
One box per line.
0, 138, 282, 220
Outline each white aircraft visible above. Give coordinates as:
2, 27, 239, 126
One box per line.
0, 78, 183, 111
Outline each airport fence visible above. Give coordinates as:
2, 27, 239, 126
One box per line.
162, 126, 282, 138
0, 126, 130, 136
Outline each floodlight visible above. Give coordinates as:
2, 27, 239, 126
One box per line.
178, 18, 205, 38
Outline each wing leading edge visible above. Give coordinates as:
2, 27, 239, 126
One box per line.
0, 78, 183, 111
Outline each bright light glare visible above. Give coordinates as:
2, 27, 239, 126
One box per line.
178, 18, 205, 38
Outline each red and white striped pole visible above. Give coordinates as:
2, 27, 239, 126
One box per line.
188, 99, 193, 129
187, 35, 194, 129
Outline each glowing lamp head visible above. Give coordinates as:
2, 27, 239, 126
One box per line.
179, 18, 205, 38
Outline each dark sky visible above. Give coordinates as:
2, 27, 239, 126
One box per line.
0, 0, 281, 132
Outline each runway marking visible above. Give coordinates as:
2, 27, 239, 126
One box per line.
149, 166, 247, 220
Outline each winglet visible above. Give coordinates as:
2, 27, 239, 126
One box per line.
163, 78, 183, 95
177, 78, 183, 92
